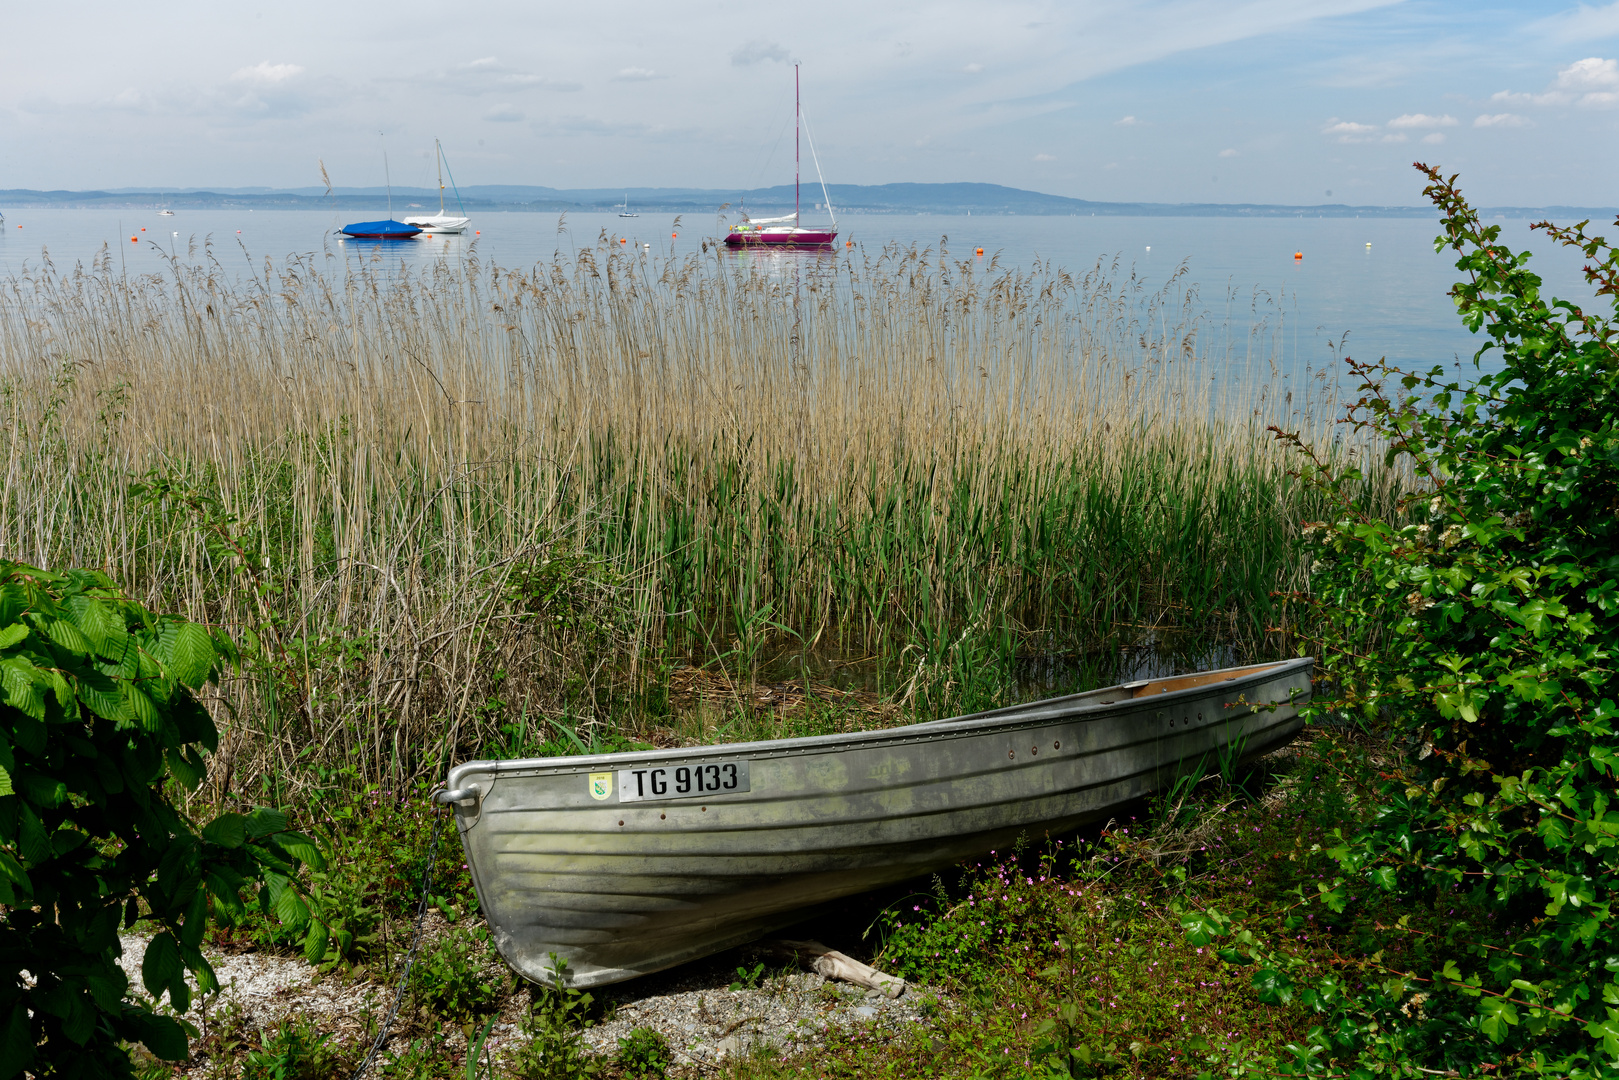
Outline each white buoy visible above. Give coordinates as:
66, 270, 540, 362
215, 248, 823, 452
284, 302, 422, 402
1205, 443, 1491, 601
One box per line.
1145, 245, 1151, 252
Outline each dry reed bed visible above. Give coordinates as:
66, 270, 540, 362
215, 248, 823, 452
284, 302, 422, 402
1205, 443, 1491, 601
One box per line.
0, 236, 1350, 795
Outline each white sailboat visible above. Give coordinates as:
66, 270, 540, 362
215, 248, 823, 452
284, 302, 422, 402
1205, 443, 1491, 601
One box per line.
403, 138, 471, 234
617, 195, 638, 218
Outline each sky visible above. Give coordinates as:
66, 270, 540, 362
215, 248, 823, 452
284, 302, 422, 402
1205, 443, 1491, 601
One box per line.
2, 0, 1616, 206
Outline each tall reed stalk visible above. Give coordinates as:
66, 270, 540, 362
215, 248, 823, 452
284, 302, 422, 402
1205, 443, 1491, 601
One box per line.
0, 235, 1376, 795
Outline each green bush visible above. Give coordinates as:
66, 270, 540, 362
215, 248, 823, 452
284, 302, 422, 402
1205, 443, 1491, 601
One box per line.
0, 561, 322, 1079
1187, 168, 1619, 1075
512, 955, 601, 1079
242, 1017, 342, 1080
614, 1026, 672, 1079
408, 924, 503, 1022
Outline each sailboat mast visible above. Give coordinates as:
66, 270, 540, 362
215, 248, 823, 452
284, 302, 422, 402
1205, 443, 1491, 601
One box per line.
436, 138, 446, 215
795, 63, 800, 228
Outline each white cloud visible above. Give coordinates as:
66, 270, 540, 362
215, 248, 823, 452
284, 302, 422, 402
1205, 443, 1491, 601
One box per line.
613, 67, 662, 81
483, 103, 524, 122
1381, 132, 1407, 142
1115, 115, 1139, 125
1555, 56, 1619, 91
1386, 112, 1457, 128
1534, 2, 1619, 43
429, 58, 581, 95
1474, 112, 1530, 127
1490, 58, 1619, 109
231, 61, 304, 85
1032, 152, 1055, 161
1422, 132, 1445, 143
1218, 148, 1238, 157
730, 38, 789, 66
1322, 119, 1378, 142
964, 62, 984, 73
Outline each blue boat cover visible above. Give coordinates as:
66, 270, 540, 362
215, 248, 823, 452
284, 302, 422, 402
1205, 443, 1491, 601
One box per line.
339, 219, 421, 238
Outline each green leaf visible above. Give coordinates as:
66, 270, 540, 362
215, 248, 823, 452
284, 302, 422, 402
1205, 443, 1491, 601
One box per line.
141, 933, 183, 999
0, 1001, 34, 1079
124, 684, 162, 733
245, 808, 289, 838
127, 1010, 189, 1061
270, 830, 326, 871
1584, 1008, 1619, 1058
0, 764, 11, 798
45, 618, 92, 656
1479, 997, 1519, 1043
0, 624, 27, 650
1252, 968, 1295, 1005
201, 813, 247, 849
303, 921, 330, 965
167, 622, 216, 689
1, 659, 44, 720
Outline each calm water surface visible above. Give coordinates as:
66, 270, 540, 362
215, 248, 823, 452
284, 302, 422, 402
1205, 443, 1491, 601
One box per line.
1, 206, 1599, 378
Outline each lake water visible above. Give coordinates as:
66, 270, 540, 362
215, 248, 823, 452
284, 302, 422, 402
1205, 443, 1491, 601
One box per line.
0, 206, 1601, 378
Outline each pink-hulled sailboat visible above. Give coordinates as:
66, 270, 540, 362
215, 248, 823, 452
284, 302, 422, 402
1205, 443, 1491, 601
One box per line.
724, 65, 837, 249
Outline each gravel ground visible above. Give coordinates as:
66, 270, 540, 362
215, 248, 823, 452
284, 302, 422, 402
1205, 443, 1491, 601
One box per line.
117, 921, 939, 1076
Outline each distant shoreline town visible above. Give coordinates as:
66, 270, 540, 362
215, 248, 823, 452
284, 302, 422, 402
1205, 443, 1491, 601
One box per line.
2, 182, 1608, 220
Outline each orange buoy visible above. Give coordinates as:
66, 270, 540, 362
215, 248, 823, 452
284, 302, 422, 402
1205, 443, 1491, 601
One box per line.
140, 227, 146, 232
620, 238, 627, 244
1294, 251, 1303, 260
476, 230, 481, 235
130, 236, 137, 242
846, 240, 852, 247
672, 232, 677, 239
975, 247, 984, 256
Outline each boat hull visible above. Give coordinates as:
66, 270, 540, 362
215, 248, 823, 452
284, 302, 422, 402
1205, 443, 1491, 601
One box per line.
338, 218, 422, 239
445, 657, 1313, 987
402, 215, 469, 234
723, 228, 837, 248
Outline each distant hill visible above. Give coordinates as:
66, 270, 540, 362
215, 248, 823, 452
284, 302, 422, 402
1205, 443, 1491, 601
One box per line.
1, 183, 1610, 220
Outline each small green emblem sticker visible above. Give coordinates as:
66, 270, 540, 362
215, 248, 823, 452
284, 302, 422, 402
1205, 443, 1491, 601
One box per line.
588, 772, 613, 801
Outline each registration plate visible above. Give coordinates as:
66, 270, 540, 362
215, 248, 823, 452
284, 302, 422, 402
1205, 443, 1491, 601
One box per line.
616, 760, 750, 802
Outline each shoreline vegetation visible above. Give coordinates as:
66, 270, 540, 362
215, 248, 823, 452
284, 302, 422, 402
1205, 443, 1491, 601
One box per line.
23, 162, 1616, 1079
0, 237, 1368, 800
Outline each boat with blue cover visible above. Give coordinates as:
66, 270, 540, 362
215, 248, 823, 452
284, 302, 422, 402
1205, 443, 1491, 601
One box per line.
339, 219, 421, 239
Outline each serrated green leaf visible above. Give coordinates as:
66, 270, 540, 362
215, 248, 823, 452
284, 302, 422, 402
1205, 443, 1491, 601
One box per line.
45, 618, 92, 656
273, 885, 310, 930
73, 667, 125, 722
0, 764, 11, 798
124, 684, 161, 733
245, 808, 289, 839
141, 933, 183, 999
0, 624, 27, 650
201, 813, 246, 849
167, 622, 215, 689
303, 921, 330, 965
270, 831, 326, 871
1, 659, 44, 720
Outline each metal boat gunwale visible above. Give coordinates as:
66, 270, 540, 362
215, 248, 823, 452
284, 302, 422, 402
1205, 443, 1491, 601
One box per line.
446, 656, 1311, 788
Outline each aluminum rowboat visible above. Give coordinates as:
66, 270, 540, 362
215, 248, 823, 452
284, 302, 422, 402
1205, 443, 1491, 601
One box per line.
438, 656, 1313, 988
